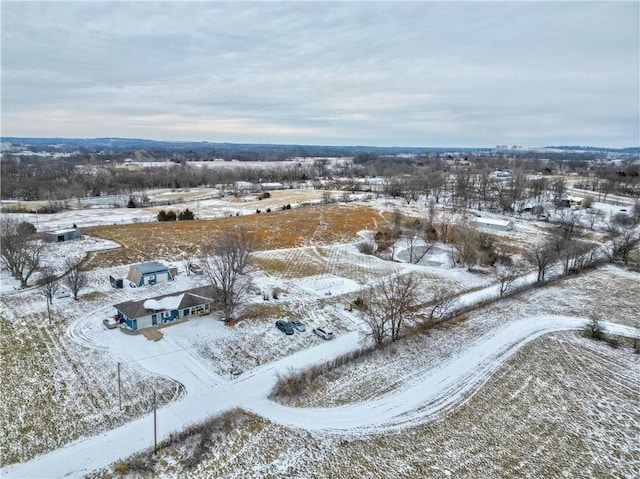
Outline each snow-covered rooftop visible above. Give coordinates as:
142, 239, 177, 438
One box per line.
472, 218, 512, 227
143, 294, 184, 311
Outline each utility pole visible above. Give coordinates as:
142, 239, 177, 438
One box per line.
117, 362, 122, 410
153, 390, 157, 454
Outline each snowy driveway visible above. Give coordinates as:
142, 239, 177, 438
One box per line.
2, 313, 637, 479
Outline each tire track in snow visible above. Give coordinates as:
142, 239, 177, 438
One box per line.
2, 315, 638, 479
237, 316, 639, 434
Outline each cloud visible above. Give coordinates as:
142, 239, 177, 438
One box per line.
2, 1, 638, 147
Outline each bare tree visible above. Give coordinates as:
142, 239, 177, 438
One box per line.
584, 315, 605, 341
551, 178, 566, 207
493, 262, 526, 297
363, 274, 419, 346
428, 285, 458, 322
40, 266, 59, 324
64, 258, 88, 300
557, 240, 597, 276
405, 228, 437, 265
632, 199, 640, 224
201, 227, 256, 321
602, 227, 637, 265
401, 177, 421, 205
0, 217, 44, 287
405, 233, 423, 264
454, 225, 480, 271
558, 210, 580, 240
525, 240, 557, 284
586, 209, 603, 230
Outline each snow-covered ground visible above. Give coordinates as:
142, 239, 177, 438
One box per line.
1, 194, 638, 478
2, 311, 637, 478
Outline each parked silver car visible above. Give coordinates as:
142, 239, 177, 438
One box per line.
292, 320, 305, 332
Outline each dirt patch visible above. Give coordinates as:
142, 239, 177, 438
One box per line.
141, 328, 164, 341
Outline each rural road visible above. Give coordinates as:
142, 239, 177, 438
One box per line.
2, 314, 637, 479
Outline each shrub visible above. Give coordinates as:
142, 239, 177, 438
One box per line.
178, 208, 195, 220
114, 461, 129, 474
266, 208, 271, 213
584, 315, 606, 341
157, 210, 177, 222
613, 212, 633, 226
19, 221, 37, 235
127, 196, 137, 208
269, 345, 377, 401
606, 337, 621, 349
357, 241, 375, 255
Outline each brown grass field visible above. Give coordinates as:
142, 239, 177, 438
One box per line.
83, 205, 385, 268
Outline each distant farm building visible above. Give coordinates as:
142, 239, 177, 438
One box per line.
522, 204, 544, 215
260, 182, 284, 191
113, 285, 219, 330
43, 228, 82, 242
471, 218, 514, 231
126, 261, 173, 287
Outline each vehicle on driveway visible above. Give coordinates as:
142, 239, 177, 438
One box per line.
275, 320, 295, 335
189, 263, 203, 275
292, 320, 305, 332
103, 317, 119, 329
313, 327, 334, 340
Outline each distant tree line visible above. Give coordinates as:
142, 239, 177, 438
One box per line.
2, 145, 638, 203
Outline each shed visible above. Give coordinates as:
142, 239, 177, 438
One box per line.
471, 218, 514, 231
126, 261, 173, 287
43, 228, 82, 242
113, 285, 219, 330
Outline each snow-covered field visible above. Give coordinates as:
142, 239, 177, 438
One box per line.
1, 194, 638, 478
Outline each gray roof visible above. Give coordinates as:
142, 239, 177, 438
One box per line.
129, 261, 169, 274
114, 285, 219, 320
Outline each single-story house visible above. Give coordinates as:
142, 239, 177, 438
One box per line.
43, 228, 82, 242
560, 195, 584, 208
126, 261, 173, 287
113, 285, 218, 331
471, 218, 514, 231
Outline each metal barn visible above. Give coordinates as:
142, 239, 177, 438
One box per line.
43, 228, 82, 242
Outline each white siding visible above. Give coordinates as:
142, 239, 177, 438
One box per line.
143, 272, 170, 285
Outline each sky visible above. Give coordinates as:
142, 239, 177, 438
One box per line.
1, 1, 639, 148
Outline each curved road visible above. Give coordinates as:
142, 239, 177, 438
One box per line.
2, 314, 637, 479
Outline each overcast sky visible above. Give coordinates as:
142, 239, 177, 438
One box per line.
2, 1, 638, 147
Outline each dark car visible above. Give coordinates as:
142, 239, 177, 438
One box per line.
275, 320, 295, 335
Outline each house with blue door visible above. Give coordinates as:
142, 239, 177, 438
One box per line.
126, 261, 173, 287
113, 285, 219, 331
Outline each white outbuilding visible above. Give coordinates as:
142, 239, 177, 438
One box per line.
471, 218, 514, 231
